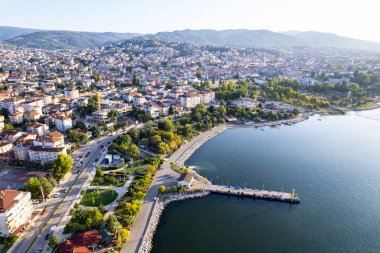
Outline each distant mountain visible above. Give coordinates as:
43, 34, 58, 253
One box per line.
136, 29, 304, 48
137, 29, 380, 51
3, 26, 380, 52
0, 26, 42, 40
290, 31, 380, 51
6, 31, 141, 50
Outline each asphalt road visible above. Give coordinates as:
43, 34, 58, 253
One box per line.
10, 134, 116, 253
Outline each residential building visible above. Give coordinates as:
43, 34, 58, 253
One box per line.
0, 141, 13, 155
26, 122, 49, 137
55, 116, 73, 132
0, 190, 33, 236
28, 146, 66, 163
64, 88, 80, 99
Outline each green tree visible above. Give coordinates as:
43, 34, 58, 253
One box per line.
127, 144, 140, 159
74, 121, 86, 130
3, 123, 14, 131
52, 154, 74, 179
108, 109, 121, 123
67, 129, 88, 145
48, 235, 59, 249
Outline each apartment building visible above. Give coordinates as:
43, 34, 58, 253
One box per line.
0, 190, 33, 236
28, 146, 66, 163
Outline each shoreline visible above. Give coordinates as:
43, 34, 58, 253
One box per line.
138, 191, 210, 253
174, 124, 231, 167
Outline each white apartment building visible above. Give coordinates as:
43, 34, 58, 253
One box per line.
0, 141, 13, 155
55, 116, 73, 132
26, 122, 49, 137
200, 91, 215, 104
180, 93, 201, 108
0, 190, 33, 236
13, 144, 30, 161
64, 88, 80, 99
28, 146, 66, 163
0, 98, 25, 114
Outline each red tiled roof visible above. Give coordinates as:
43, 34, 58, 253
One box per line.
0, 190, 21, 212
71, 230, 102, 247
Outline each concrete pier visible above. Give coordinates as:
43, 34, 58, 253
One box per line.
199, 184, 300, 204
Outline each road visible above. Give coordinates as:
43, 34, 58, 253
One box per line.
10, 126, 141, 253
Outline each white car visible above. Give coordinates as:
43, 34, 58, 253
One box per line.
53, 193, 60, 198
50, 226, 56, 231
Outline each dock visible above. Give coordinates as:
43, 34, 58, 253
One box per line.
199, 183, 300, 204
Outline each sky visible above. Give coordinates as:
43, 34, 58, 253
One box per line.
1, 0, 380, 42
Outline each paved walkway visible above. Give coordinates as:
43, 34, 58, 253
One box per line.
121, 124, 229, 253
85, 176, 135, 212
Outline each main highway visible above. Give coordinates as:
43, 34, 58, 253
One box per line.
10, 126, 140, 253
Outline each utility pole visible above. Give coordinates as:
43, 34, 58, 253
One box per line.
40, 185, 45, 202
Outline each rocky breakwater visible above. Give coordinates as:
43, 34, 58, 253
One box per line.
139, 191, 210, 253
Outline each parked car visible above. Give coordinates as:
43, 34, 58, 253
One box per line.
41, 207, 48, 215
32, 200, 40, 204
45, 233, 51, 240
53, 193, 60, 198
50, 226, 56, 231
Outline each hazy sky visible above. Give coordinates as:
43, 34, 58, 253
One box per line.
1, 0, 380, 42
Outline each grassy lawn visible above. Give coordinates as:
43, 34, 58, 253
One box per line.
90, 173, 127, 187
123, 161, 151, 175
80, 189, 118, 207
171, 163, 187, 173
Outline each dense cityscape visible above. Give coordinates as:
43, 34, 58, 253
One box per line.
1, 2, 380, 253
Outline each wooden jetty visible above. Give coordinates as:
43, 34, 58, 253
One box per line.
199, 184, 300, 204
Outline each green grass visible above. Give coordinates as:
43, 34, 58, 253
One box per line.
171, 164, 187, 173
80, 189, 118, 207
122, 161, 151, 175
90, 173, 127, 187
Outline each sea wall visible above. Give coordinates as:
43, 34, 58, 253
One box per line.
138, 191, 210, 253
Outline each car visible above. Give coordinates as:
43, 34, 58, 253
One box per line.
41, 207, 48, 215
32, 200, 40, 204
79, 155, 83, 158
50, 226, 57, 231
89, 148, 92, 152
92, 162, 96, 166
45, 233, 51, 240
75, 157, 80, 161
62, 188, 69, 193
76, 163, 81, 167
53, 193, 60, 198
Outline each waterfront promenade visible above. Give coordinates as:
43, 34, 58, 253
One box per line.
121, 124, 229, 253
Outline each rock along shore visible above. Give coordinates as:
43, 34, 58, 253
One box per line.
138, 191, 210, 253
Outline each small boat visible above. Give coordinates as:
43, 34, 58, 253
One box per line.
260, 128, 264, 131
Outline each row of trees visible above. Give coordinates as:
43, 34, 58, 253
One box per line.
114, 156, 161, 228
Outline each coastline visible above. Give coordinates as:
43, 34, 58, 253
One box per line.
138, 191, 210, 253
174, 124, 232, 167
